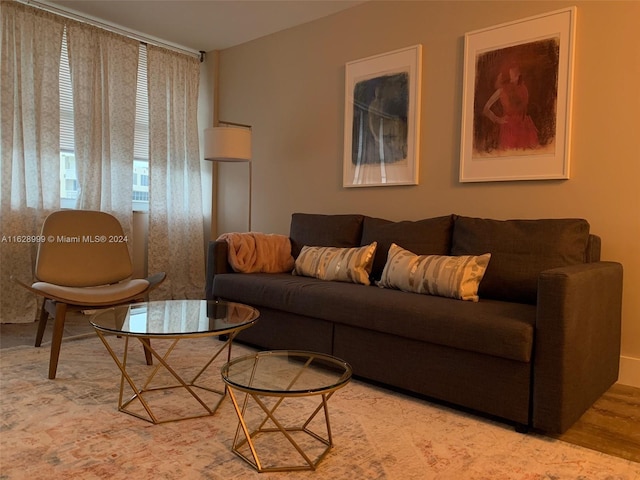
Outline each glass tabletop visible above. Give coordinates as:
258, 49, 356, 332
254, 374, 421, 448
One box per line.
221, 350, 352, 395
90, 300, 259, 337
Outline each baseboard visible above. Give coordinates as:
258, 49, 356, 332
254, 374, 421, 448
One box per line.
618, 355, 640, 388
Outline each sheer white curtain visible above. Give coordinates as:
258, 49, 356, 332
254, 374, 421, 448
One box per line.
0, 2, 64, 323
66, 21, 138, 234
147, 45, 204, 299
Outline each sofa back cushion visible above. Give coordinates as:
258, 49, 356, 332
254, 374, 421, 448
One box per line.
587, 234, 601, 262
451, 216, 591, 304
289, 213, 364, 259
360, 215, 454, 281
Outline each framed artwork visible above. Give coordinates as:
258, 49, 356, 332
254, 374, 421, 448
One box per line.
459, 7, 577, 182
343, 45, 422, 187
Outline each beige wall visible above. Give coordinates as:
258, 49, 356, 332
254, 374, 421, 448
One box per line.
213, 1, 640, 386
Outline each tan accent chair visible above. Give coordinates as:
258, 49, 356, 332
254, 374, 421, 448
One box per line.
14, 210, 166, 379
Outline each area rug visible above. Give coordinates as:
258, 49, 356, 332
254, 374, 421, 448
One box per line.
1, 335, 638, 480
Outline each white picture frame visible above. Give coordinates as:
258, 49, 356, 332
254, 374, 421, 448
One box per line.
459, 7, 577, 182
343, 45, 422, 187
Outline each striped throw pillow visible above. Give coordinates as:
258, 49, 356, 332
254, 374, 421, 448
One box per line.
378, 243, 491, 302
293, 242, 377, 285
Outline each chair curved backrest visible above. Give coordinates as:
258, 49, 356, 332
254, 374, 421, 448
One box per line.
13, 209, 166, 379
35, 210, 132, 287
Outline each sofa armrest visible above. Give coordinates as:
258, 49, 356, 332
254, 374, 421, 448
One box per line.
205, 240, 232, 300
533, 261, 623, 433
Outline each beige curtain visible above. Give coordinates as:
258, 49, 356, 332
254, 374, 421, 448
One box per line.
0, 2, 64, 323
66, 21, 138, 235
147, 45, 204, 299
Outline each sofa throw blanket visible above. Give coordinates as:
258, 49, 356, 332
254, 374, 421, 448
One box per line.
217, 232, 295, 274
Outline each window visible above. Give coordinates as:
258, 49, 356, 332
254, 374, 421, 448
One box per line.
59, 31, 75, 208
132, 191, 149, 201
59, 32, 149, 211
133, 44, 149, 211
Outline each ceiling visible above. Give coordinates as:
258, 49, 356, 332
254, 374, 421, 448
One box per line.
45, 0, 365, 53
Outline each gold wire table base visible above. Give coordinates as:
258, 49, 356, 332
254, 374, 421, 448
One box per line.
95, 330, 237, 424
226, 386, 338, 472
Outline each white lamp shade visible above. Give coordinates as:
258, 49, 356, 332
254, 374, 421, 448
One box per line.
204, 126, 252, 162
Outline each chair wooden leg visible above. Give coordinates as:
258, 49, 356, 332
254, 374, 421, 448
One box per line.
35, 301, 49, 347
141, 338, 153, 365
48, 302, 68, 380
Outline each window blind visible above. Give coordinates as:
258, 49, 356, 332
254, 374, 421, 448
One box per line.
59, 31, 149, 161
134, 44, 149, 160
59, 29, 74, 152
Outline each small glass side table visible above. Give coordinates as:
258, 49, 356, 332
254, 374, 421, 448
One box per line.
91, 299, 258, 424
221, 350, 352, 472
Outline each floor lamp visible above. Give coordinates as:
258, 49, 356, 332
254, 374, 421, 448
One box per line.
204, 122, 253, 231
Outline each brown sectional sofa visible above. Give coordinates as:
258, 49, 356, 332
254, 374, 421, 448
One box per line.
206, 213, 623, 433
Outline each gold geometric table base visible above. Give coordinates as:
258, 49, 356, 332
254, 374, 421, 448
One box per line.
95, 330, 236, 424
226, 387, 338, 472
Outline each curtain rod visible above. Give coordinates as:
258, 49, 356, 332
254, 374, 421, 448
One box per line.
18, 0, 203, 60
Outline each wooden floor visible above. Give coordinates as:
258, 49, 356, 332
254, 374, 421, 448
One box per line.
1, 315, 639, 464
547, 383, 640, 463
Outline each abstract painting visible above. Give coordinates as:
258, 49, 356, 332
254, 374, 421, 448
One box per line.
344, 45, 422, 187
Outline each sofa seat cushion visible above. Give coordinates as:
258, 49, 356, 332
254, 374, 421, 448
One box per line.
213, 273, 535, 363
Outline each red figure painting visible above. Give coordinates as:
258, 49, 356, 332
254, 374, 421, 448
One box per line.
472, 39, 559, 157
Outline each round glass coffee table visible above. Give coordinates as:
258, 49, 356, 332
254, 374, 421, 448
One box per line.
221, 350, 352, 472
91, 299, 258, 424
